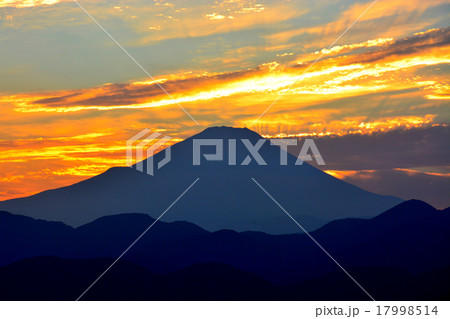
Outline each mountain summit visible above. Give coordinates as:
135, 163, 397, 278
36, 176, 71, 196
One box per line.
0, 126, 401, 233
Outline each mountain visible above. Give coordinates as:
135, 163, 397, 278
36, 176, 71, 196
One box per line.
1, 200, 449, 286
0, 211, 208, 267
0, 257, 274, 301
0, 126, 401, 234
0, 256, 448, 300
120, 199, 450, 283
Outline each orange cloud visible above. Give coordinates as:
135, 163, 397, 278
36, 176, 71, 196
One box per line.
266, 0, 448, 49
394, 168, 450, 177
316, 37, 394, 55
0, 0, 64, 8
8, 28, 450, 115
132, 1, 304, 45
260, 115, 437, 138
324, 170, 377, 180
325, 167, 450, 181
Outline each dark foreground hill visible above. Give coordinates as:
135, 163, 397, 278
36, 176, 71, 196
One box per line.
0, 257, 448, 301
0, 126, 401, 234
1, 200, 449, 289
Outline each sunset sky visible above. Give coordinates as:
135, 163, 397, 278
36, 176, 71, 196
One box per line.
0, 0, 449, 207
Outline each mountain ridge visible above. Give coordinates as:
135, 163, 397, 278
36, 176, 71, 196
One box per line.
0, 126, 402, 233
0, 256, 449, 301
1, 199, 449, 285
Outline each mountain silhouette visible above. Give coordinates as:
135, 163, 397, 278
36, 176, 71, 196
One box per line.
1, 200, 449, 288
0, 126, 401, 234
0, 256, 449, 300
0, 211, 207, 267
0, 257, 274, 301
